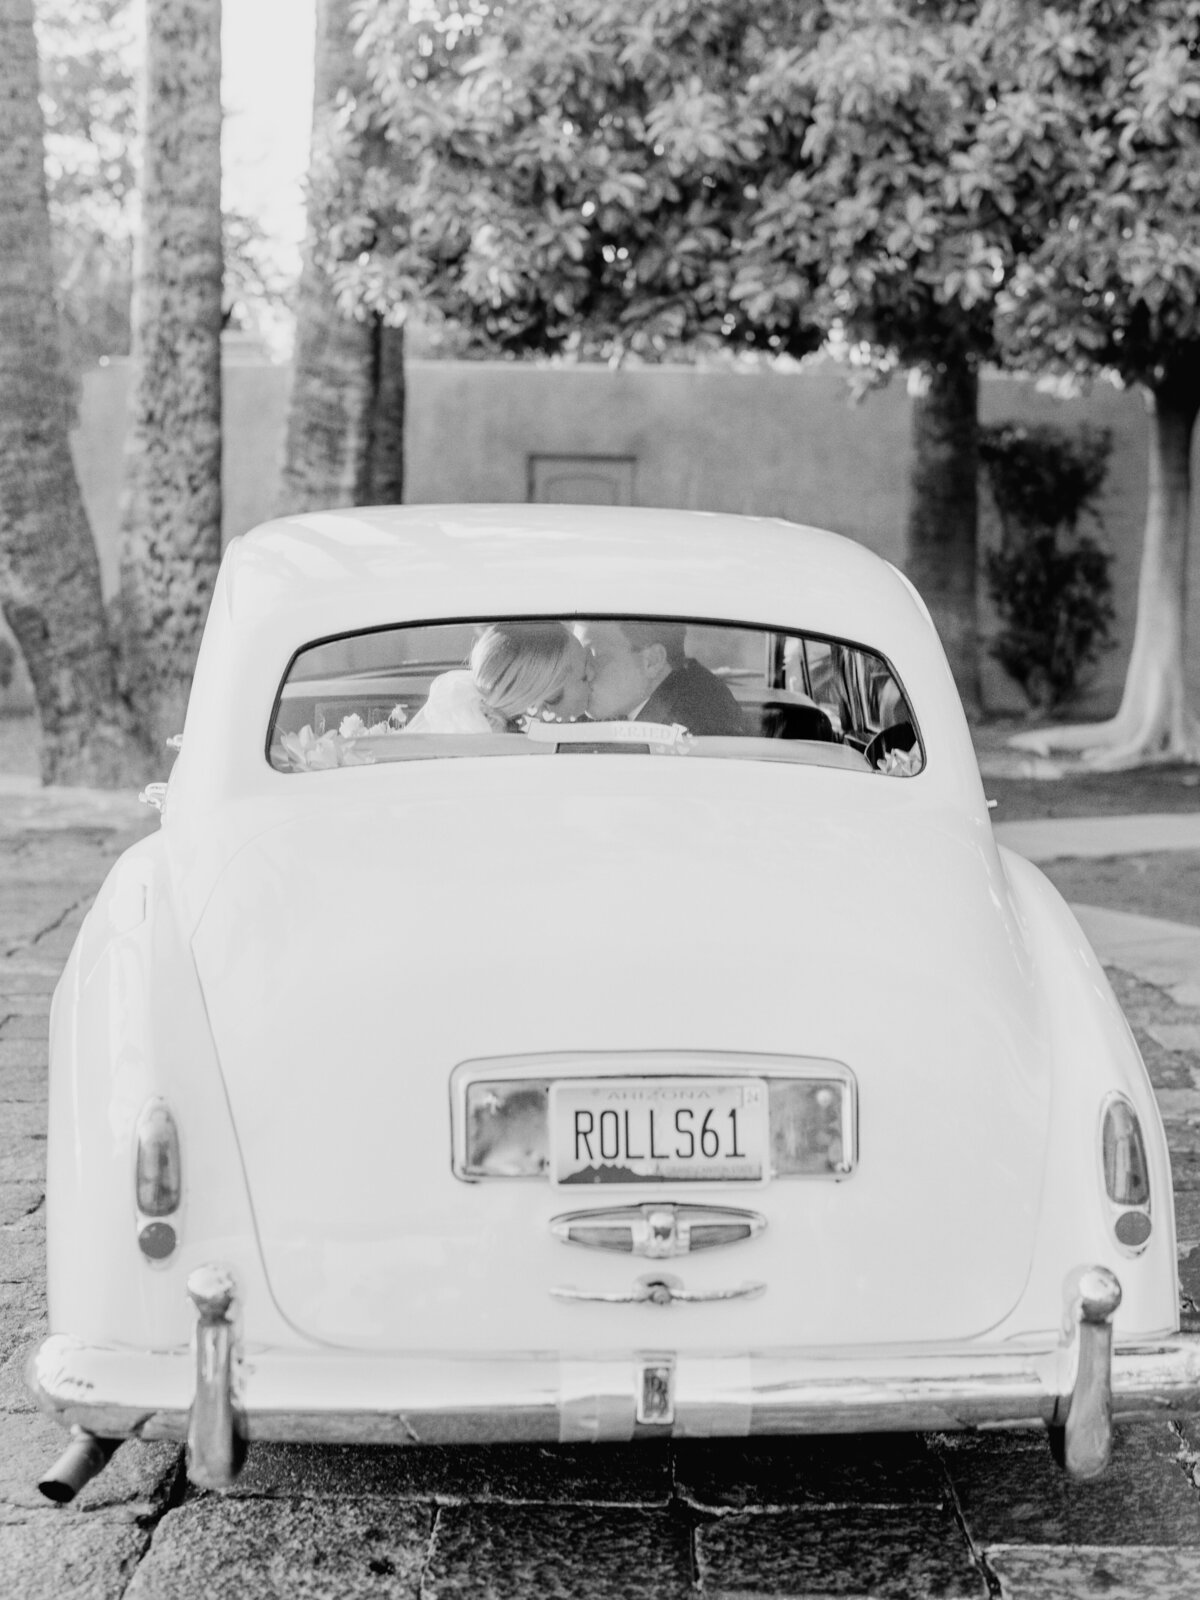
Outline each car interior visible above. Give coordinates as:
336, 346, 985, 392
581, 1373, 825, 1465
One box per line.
268, 617, 923, 776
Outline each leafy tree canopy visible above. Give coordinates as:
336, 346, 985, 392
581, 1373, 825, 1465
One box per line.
339, 0, 820, 359
343, 0, 1199, 384
990, 0, 1200, 389
731, 0, 1047, 376
339, 0, 1071, 381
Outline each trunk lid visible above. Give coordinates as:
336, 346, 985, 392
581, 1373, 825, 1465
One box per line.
190, 761, 1047, 1352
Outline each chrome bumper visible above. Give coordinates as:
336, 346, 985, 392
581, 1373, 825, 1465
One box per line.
28, 1264, 1200, 1486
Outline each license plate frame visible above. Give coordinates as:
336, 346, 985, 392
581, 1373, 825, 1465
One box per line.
550, 1077, 768, 1186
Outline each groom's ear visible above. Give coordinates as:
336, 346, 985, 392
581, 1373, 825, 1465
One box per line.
642, 642, 668, 677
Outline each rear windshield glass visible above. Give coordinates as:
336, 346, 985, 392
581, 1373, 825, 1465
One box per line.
269, 618, 922, 776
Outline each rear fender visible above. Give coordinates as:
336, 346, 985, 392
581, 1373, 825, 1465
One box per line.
47, 835, 293, 1350
992, 849, 1177, 1338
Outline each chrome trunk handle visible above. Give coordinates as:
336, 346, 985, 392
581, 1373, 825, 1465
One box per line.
551, 1273, 765, 1307
550, 1202, 765, 1258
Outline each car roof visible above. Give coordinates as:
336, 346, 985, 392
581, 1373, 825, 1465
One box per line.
224, 504, 920, 642
168, 502, 988, 824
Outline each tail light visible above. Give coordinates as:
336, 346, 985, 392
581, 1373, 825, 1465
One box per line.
1101, 1096, 1152, 1249
463, 1081, 551, 1178
768, 1079, 854, 1176
135, 1098, 182, 1260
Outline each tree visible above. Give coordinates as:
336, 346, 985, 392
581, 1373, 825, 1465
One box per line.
277, 0, 406, 515
995, 0, 1200, 767
336, 0, 1054, 708
0, 0, 148, 783
117, 0, 223, 751
731, 0, 1066, 710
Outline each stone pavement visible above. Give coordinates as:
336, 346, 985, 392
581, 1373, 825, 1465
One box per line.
3, 782, 1200, 1597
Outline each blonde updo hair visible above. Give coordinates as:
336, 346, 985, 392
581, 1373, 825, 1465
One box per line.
470, 621, 576, 730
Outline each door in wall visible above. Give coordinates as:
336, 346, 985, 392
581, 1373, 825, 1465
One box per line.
528, 455, 635, 504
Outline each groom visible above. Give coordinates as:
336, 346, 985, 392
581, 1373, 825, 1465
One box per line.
575, 620, 746, 736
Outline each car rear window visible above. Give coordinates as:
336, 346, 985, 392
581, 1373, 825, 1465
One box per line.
268, 617, 923, 776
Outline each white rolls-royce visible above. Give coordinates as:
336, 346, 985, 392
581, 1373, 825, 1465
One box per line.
29, 504, 1200, 1499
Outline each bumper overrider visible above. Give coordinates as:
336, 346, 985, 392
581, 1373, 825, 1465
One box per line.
29, 1263, 1200, 1498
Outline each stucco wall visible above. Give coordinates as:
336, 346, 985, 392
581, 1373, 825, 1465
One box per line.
3, 356, 1195, 719
403, 362, 916, 562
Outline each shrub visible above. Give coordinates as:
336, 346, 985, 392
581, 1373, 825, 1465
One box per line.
980, 422, 1116, 712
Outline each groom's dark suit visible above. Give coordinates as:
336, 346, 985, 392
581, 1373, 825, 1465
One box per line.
635, 658, 747, 736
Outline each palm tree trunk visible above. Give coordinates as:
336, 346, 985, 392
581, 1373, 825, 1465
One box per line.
117, 0, 223, 751
0, 0, 148, 784
1011, 357, 1200, 768
278, 0, 405, 514
277, 275, 376, 511
904, 353, 980, 713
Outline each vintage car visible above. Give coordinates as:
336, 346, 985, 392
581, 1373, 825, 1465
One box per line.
30, 503, 1200, 1500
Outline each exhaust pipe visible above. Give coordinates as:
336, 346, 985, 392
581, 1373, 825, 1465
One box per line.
38, 1427, 120, 1504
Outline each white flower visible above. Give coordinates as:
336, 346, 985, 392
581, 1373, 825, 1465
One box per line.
278, 726, 340, 770
277, 724, 375, 771
878, 746, 922, 777
341, 706, 408, 738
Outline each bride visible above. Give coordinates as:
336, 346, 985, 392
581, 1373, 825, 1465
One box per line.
405, 620, 593, 733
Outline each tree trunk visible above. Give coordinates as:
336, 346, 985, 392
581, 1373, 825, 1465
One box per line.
0, 0, 149, 785
277, 0, 406, 514
904, 354, 980, 713
1010, 362, 1200, 768
368, 323, 407, 504
117, 0, 223, 752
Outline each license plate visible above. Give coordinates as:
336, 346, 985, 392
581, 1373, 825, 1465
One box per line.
550, 1078, 767, 1185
